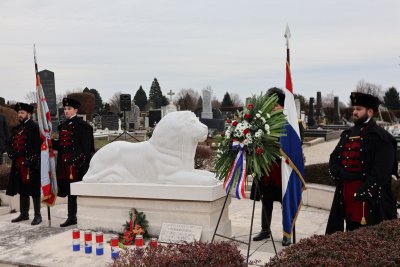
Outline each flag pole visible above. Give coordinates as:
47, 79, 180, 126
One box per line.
34, 44, 52, 227
284, 24, 296, 244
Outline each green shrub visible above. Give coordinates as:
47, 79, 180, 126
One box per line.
304, 163, 335, 186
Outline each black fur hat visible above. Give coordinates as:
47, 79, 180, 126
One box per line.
267, 88, 285, 107
14, 102, 34, 113
62, 97, 80, 109
350, 92, 380, 112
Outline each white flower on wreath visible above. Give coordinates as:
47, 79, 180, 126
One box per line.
261, 117, 266, 123
265, 124, 270, 134
235, 129, 243, 138
255, 129, 263, 138
256, 113, 261, 118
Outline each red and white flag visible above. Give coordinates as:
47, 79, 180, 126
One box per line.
34, 45, 58, 206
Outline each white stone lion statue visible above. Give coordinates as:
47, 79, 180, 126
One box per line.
83, 111, 218, 185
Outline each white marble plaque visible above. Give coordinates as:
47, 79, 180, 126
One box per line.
158, 223, 202, 243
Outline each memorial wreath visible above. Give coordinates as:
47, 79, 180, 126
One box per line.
214, 93, 286, 199
119, 208, 149, 246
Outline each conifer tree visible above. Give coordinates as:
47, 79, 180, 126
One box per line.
134, 85, 148, 111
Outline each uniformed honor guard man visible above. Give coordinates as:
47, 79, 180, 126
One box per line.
6, 103, 42, 225
250, 88, 291, 246
53, 97, 94, 227
326, 92, 398, 234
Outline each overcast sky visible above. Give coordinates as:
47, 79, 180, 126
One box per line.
1, 0, 399, 106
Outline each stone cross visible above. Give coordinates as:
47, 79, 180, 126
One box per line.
167, 90, 175, 102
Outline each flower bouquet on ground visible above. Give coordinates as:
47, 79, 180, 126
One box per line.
214, 93, 286, 199
119, 208, 149, 246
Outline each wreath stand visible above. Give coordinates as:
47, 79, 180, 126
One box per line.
212, 181, 280, 266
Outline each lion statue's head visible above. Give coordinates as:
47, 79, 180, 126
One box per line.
149, 111, 208, 170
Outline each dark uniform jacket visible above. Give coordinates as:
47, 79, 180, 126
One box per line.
53, 116, 94, 197
326, 120, 397, 234
6, 119, 41, 197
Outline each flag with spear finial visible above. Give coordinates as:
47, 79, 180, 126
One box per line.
34, 45, 58, 209
280, 25, 306, 240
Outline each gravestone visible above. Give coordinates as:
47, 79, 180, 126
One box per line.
307, 97, 316, 127
201, 89, 213, 119
101, 114, 119, 130
315, 91, 322, 118
295, 99, 301, 119
125, 103, 141, 130
333, 96, 340, 124
149, 109, 162, 127
199, 90, 224, 132
38, 70, 59, 130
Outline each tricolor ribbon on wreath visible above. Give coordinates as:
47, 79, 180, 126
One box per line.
223, 140, 247, 199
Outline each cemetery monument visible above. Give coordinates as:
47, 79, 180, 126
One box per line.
71, 111, 230, 241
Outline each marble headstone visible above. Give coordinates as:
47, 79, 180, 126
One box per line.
201, 89, 213, 119
38, 70, 59, 130
126, 103, 141, 130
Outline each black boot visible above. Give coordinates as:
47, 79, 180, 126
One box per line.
11, 196, 30, 223
282, 236, 292, 246
60, 195, 77, 227
253, 200, 273, 241
31, 197, 42, 225
253, 231, 271, 241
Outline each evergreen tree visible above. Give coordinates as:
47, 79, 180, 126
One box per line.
384, 87, 400, 110
161, 95, 169, 106
134, 85, 148, 111
88, 88, 104, 114
197, 96, 203, 109
83, 87, 90, 93
149, 78, 164, 109
221, 92, 234, 107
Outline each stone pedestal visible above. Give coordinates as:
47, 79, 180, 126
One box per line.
71, 182, 231, 242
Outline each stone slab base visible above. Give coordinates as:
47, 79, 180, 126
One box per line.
71, 182, 231, 242
302, 183, 334, 210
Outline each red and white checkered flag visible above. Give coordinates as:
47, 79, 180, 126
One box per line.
34, 45, 58, 206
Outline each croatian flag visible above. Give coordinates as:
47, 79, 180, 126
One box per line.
34, 46, 58, 206
280, 27, 306, 238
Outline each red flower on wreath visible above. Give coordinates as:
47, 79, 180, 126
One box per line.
226, 118, 231, 123
232, 120, 238, 126
247, 103, 254, 110
256, 147, 263, 155
243, 128, 250, 135
244, 114, 251, 120
221, 131, 225, 137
